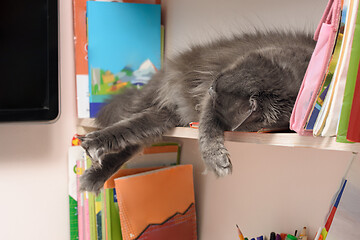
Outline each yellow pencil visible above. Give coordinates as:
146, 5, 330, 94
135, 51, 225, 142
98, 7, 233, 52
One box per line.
236, 224, 245, 240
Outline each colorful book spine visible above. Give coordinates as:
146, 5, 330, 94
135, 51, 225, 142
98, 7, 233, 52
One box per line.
104, 189, 122, 240
314, 0, 359, 137
95, 193, 103, 240
89, 192, 97, 240
104, 188, 122, 240
101, 189, 106, 240
85, 156, 98, 240
305, 4, 347, 131
77, 158, 86, 240
73, 0, 90, 118
337, 1, 360, 143
69, 146, 85, 240
84, 157, 91, 240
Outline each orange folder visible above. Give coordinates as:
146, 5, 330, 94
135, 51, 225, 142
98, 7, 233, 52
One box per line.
114, 165, 197, 240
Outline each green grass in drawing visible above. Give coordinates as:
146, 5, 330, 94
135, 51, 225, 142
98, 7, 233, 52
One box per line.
91, 59, 157, 96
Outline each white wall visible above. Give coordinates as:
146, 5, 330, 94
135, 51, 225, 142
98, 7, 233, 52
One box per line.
0, 0, 76, 239
163, 0, 329, 57
0, 0, 352, 240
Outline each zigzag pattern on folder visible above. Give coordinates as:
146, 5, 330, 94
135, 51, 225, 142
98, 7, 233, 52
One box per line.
135, 202, 197, 240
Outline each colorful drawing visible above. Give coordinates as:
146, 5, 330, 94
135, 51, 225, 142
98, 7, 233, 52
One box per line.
87, 1, 161, 118
90, 59, 157, 98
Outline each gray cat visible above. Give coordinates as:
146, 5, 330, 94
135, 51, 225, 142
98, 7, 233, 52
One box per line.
79, 30, 315, 194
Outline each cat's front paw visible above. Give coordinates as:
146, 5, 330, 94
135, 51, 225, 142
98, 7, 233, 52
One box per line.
79, 167, 108, 195
203, 148, 232, 177
79, 131, 109, 167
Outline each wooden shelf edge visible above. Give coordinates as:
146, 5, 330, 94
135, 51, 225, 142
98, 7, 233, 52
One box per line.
76, 119, 360, 152
164, 127, 360, 152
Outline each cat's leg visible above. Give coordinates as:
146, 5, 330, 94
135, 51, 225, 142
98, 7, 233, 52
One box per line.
198, 96, 232, 177
80, 145, 141, 194
80, 107, 179, 166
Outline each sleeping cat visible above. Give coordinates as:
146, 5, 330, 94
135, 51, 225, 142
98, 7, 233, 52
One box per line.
80, 30, 315, 194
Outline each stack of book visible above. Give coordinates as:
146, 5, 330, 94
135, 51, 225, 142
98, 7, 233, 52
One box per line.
290, 0, 360, 143
73, 0, 163, 118
68, 141, 184, 240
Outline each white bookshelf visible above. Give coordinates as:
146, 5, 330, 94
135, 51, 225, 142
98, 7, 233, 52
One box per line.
165, 127, 360, 152
77, 118, 360, 153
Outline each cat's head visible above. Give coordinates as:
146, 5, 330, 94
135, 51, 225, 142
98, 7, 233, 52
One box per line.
209, 54, 296, 131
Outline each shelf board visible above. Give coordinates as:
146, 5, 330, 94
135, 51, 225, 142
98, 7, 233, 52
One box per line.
77, 119, 360, 152
164, 127, 360, 152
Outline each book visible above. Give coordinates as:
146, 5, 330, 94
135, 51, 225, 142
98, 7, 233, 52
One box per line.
68, 146, 86, 240
337, 1, 360, 143
114, 165, 197, 240
84, 157, 91, 240
123, 0, 161, 3
84, 156, 99, 240
69, 138, 86, 240
95, 193, 104, 240
312, 0, 358, 137
289, 0, 342, 136
78, 153, 87, 240
101, 189, 106, 240
347, 60, 360, 142
101, 142, 181, 240
305, 2, 347, 131
125, 142, 181, 169
73, 0, 162, 118
71, 141, 179, 240
86, 1, 161, 117
73, 0, 90, 118
103, 166, 164, 240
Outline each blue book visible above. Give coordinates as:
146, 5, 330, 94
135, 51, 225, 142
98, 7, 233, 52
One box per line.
87, 2, 161, 118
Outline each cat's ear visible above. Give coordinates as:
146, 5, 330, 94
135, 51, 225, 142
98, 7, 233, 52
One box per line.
249, 95, 258, 112
230, 96, 258, 131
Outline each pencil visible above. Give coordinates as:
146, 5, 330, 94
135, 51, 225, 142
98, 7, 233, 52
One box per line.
236, 224, 245, 240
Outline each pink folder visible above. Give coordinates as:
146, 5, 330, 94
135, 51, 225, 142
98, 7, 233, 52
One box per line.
290, 0, 342, 135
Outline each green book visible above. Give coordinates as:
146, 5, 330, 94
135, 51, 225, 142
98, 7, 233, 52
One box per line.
86, 158, 98, 240
104, 188, 122, 240
88, 192, 97, 240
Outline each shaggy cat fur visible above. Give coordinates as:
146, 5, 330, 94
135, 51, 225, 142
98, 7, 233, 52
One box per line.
80, 30, 315, 194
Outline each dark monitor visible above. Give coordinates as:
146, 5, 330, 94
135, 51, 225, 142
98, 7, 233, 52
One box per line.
0, 0, 59, 122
